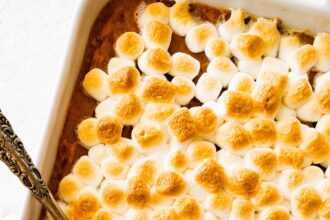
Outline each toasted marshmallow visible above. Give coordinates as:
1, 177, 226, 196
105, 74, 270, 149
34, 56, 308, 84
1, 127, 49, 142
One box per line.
218, 9, 247, 42
139, 2, 169, 27
258, 207, 290, 220
82, 68, 108, 101
275, 104, 297, 121
171, 76, 195, 105
189, 106, 222, 137
207, 57, 238, 87
185, 23, 218, 53
96, 116, 122, 145
278, 35, 300, 62
289, 44, 317, 74
151, 208, 178, 220
107, 57, 135, 75
154, 170, 186, 198
251, 182, 283, 210
132, 124, 166, 153
316, 114, 330, 139
229, 199, 254, 220
216, 122, 253, 156
227, 167, 261, 198
230, 33, 265, 60
142, 21, 172, 50
169, 52, 200, 80
315, 75, 330, 113
125, 176, 151, 209
115, 32, 144, 60
284, 74, 312, 109
259, 56, 289, 76
99, 180, 127, 214
217, 149, 244, 172
163, 149, 189, 172
237, 58, 262, 79
195, 72, 223, 103
140, 103, 179, 125
166, 108, 196, 142
91, 208, 112, 220
297, 94, 322, 122
128, 158, 159, 185
126, 208, 152, 220
299, 128, 330, 164
275, 146, 304, 170
107, 66, 141, 97
174, 196, 202, 219
244, 118, 276, 148
228, 72, 255, 93
77, 118, 99, 148
141, 76, 176, 103
101, 157, 129, 180
205, 37, 230, 60
314, 33, 330, 72
276, 117, 302, 147
302, 166, 324, 186
169, 1, 196, 36
68, 187, 101, 219
278, 169, 304, 199
217, 90, 254, 122
249, 18, 280, 57
204, 190, 233, 218
88, 144, 107, 165
257, 67, 289, 97
244, 148, 277, 180
138, 48, 172, 76
187, 141, 216, 168
193, 159, 227, 193
95, 98, 115, 119
72, 156, 103, 187
147, 187, 173, 210
113, 94, 143, 125
106, 138, 139, 164
291, 185, 322, 219
58, 174, 83, 203
252, 82, 281, 118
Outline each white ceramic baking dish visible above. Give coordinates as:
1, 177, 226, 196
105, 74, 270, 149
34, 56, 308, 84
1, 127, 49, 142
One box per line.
20, 0, 330, 219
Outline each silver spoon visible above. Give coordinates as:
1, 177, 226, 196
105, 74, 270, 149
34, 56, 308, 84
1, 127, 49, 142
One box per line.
0, 109, 67, 220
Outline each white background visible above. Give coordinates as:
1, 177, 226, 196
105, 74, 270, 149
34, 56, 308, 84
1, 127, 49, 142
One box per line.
0, 0, 78, 218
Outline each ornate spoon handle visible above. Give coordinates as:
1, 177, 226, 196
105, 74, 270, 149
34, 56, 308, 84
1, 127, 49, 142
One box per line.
0, 110, 67, 220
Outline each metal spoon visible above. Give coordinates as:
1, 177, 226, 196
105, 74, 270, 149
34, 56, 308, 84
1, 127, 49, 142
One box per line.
0, 109, 67, 220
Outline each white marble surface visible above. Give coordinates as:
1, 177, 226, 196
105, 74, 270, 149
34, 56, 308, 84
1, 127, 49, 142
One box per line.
0, 0, 78, 218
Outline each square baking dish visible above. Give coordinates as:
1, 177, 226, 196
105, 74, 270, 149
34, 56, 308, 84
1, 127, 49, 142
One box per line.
20, 0, 330, 219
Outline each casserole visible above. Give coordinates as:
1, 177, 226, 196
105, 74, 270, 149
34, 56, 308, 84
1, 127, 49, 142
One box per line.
21, 0, 330, 219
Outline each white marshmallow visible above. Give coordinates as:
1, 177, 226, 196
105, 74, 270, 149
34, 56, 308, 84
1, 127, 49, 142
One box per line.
95, 98, 115, 119
72, 156, 103, 187
205, 37, 230, 60
184, 169, 207, 202
125, 208, 152, 220
169, 1, 196, 36
237, 58, 262, 79
195, 72, 222, 103
278, 169, 304, 200
218, 9, 246, 42
88, 144, 107, 165
169, 52, 200, 80
316, 114, 330, 140
107, 57, 135, 75
139, 2, 169, 27
217, 149, 244, 172
313, 32, 330, 72
259, 57, 289, 75
172, 76, 195, 106
228, 72, 255, 93
204, 212, 218, 220
82, 68, 108, 102
302, 166, 324, 186
278, 35, 300, 62
275, 104, 297, 121
296, 94, 323, 122
185, 23, 218, 53
207, 57, 238, 87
